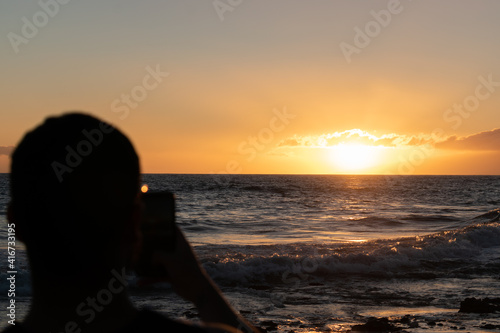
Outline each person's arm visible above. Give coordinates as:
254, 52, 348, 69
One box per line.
152, 227, 259, 333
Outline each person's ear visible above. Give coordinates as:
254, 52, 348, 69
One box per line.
7, 202, 25, 243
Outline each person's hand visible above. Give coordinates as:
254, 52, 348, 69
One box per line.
150, 226, 259, 333
150, 226, 210, 304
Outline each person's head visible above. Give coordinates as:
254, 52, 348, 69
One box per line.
8, 113, 141, 284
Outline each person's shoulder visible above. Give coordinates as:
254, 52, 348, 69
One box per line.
1, 325, 25, 333
0, 311, 240, 333
122, 309, 224, 333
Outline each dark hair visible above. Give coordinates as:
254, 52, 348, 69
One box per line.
10, 113, 140, 279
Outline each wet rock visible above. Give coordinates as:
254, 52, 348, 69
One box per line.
309, 282, 323, 286
182, 310, 197, 319
459, 297, 500, 313
480, 324, 500, 330
249, 285, 271, 290
351, 317, 400, 332
408, 321, 419, 328
260, 320, 279, 330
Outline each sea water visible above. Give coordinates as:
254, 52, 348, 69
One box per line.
1, 174, 500, 331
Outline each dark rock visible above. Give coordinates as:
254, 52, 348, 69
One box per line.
427, 321, 436, 326
249, 285, 271, 290
480, 323, 500, 330
481, 324, 495, 330
260, 320, 278, 329
459, 297, 500, 313
408, 321, 419, 328
182, 310, 197, 319
309, 282, 323, 286
351, 317, 400, 332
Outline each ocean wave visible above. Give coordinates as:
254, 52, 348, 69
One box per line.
239, 185, 287, 196
473, 208, 500, 221
347, 216, 406, 227
400, 214, 460, 222
200, 222, 500, 286
2, 222, 499, 295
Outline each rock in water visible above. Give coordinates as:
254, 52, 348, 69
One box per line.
459, 297, 500, 313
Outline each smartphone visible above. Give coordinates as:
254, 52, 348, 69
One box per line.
135, 191, 176, 277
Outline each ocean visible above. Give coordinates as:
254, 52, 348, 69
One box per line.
1, 174, 500, 332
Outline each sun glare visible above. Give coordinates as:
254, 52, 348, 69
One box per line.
330, 144, 382, 171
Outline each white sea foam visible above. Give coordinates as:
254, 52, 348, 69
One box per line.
199, 222, 500, 286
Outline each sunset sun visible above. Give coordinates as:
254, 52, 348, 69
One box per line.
330, 144, 383, 171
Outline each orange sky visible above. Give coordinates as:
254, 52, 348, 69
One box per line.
1, 1, 500, 175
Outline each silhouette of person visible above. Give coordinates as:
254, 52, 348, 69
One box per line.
4, 113, 258, 333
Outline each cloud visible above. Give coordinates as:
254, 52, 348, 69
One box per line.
0, 146, 15, 156
276, 128, 500, 152
435, 128, 500, 151
277, 129, 438, 149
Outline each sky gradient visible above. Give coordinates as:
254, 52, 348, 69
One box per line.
1, 1, 500, 175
